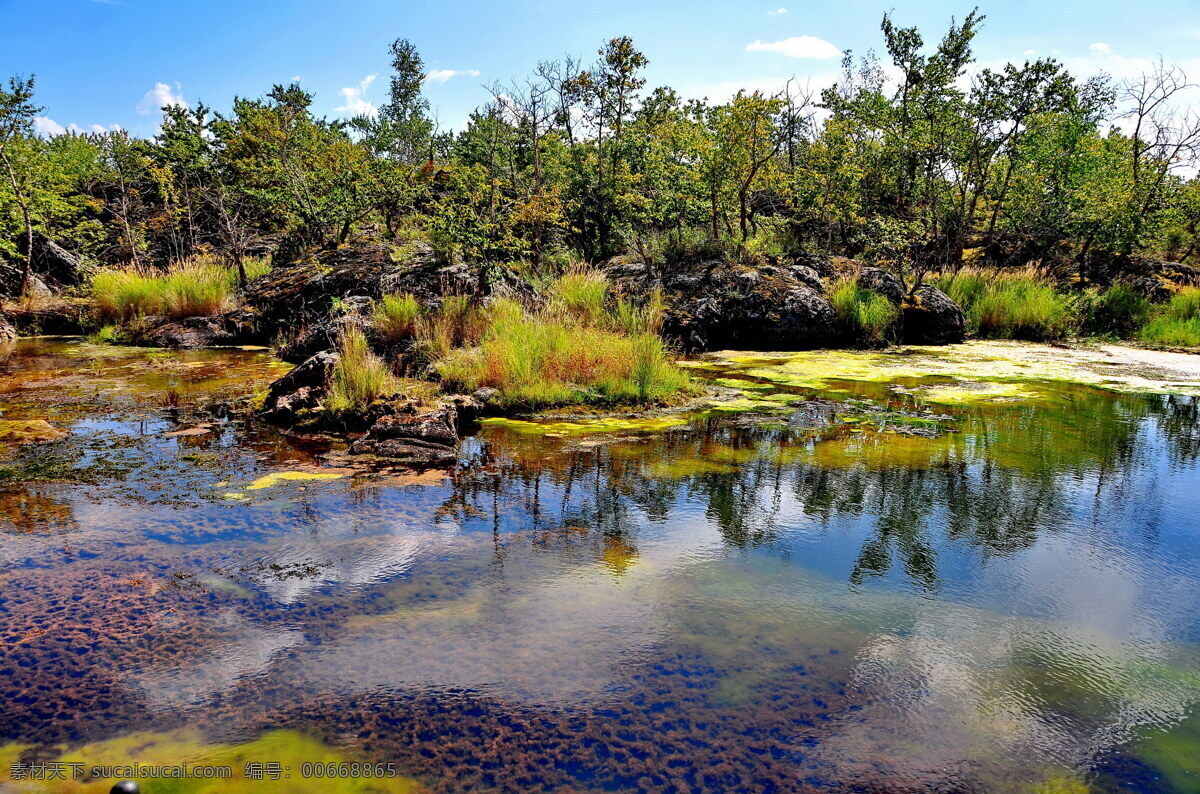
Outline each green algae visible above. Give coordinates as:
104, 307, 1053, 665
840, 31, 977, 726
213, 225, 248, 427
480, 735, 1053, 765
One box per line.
686, 341, 1200, 401
0, 729, 425, 792
482, 414, 691, 437
0, 420, 67, 445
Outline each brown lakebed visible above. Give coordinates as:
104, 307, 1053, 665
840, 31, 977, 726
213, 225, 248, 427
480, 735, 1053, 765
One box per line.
1, 337, 1199, 792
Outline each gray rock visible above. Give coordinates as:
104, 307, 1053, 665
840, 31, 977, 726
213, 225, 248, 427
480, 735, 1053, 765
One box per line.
902, 285, 966, 344
857, 267, 906, 304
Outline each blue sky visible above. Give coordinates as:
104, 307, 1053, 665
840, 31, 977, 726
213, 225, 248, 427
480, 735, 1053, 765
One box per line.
4, 0, 1200, 137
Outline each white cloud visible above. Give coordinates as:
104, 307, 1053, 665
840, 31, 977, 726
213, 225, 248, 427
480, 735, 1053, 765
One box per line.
1090, 42, 1112, 55
336, 74, 378, 117
746, 35, 841, 60
136, 82, 187, 115
1023, 49, 1037, 56
33, 116, 66, 137
34, 117, 118, 138
291, 75, 304, 83
425, 69, 482, 84
768, 7, 787, 15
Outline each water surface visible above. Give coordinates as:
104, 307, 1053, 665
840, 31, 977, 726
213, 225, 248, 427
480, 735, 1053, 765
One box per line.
2, 338, 1199, 792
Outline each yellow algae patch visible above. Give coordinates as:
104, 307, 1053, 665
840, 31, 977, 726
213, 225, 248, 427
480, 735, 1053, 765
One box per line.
689, 341, 1200, 398
245, 470, 348, 491
483, 415, 690, 437
917, 380, 1038, 405
0, 419, 67, 444
0, 728, 425, 793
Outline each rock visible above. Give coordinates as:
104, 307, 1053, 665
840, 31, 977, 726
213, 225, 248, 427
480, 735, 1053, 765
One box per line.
144, 310, 258, 349
4, 299, 86, 335
277, 314, 371, 364
350, 407, 459, 465
902, 286, 966, 344
259, 351, 339, 424
606, 258, 837, 351
857, 267, 906, 303
472, 387, 501, 405
0, 312, 15, 341
369, 409, 457, 446
31, 233, 85, 287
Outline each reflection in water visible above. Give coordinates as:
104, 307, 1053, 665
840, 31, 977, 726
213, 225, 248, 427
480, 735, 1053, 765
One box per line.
0, 339, 1199, 791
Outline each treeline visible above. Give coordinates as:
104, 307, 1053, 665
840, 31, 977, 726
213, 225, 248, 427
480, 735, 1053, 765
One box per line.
4, 10, 1200, 295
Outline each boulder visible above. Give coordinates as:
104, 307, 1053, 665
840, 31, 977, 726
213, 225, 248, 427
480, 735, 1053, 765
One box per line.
31, 234, 85, 287
350, 407, 459, 465
144, 310, 258, 349
605, 258, 836, 351
0, 312, 16, 341
259, 351, 339, 424
857, 267, 906, 304
902, 286, 966, 344
277, 313, 372, 364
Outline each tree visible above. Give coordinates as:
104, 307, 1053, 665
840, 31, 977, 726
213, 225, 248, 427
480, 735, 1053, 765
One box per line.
0, 76, 41, 294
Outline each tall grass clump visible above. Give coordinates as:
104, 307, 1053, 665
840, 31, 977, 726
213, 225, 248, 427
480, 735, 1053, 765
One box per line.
415, 294, 488, 361
1082, 283, 1151, 337
433, 276, 692, 408
546, 269, 610, 325
830, 278, 900, 345
934, 267, 1074, 340
373, 293, 422, 342
325, 326, 396, 412
91, 258, 240, 324
1139, 288, 1200, 347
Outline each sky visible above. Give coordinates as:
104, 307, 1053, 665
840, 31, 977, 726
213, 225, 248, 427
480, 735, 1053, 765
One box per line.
4, 0, 1200, 138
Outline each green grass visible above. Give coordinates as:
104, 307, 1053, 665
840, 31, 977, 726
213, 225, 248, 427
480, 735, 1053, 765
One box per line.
373, 293, 423, 342
91, 256, 262, 325
325, 326, 397, 412
830, 278, 900, 345
1082, 283, 1151, 337
933, 267, 1075, 341
432, 272, 693, 408
1139, 288, 1200, 347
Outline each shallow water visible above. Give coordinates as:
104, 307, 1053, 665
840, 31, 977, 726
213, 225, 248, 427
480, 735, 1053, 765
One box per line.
2, 338, 1200, 792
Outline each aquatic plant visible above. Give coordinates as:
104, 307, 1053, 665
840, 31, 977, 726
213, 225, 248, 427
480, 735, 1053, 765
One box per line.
830, 278, 900, 345
326, 326, 396, 412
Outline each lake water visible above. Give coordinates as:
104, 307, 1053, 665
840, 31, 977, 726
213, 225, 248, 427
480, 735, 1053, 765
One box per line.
1, 338, 1199, 793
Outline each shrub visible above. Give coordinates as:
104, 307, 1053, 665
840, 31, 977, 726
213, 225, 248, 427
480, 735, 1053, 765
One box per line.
1082, 283, 1151, 337
374, 293, 422, 342
830, 278, 900, 345
325, 327, 396, 412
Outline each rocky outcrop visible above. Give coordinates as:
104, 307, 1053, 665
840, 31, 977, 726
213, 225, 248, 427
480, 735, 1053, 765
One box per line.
349, 407, 459, 465
144, 310, 259, 349
259, 350, 340, 425
0, 312, 16, 341
901, 286, 966, 344
606, 258, 837, 351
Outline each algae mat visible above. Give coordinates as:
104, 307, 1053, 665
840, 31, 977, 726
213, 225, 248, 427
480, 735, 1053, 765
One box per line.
686, 340, 1200, 398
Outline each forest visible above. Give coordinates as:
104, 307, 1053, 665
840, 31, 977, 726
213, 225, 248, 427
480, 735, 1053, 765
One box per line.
4, 11, 1200, 286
